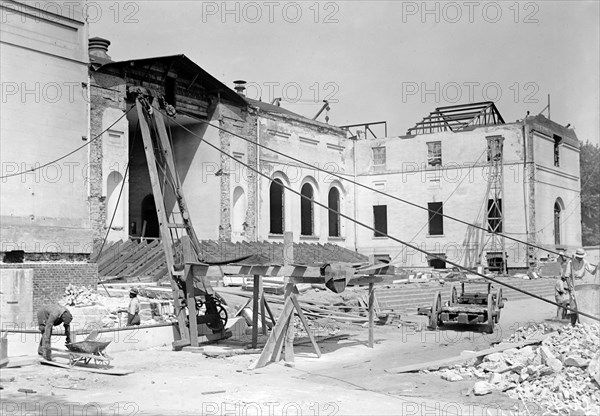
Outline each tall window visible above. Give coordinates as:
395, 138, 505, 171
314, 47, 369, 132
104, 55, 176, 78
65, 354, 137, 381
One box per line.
269, 179, 284, 234
300, 183, 314, 236
427, 141, 442, 166
487, 136, 503, 162
487, 198, 503, 233
328, 187, 340, 237
372, 147, 386, 170
428, 202, 443, 235
554, 135, 562, 167
554, 200, 562, 245
373, 205, 387, 237
165, 76, 177, 106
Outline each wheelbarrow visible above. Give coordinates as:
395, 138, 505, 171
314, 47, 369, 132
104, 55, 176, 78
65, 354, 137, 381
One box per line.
63, 331, 112, 368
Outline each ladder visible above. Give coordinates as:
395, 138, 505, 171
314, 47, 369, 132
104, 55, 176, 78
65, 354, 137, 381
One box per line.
133, 89, 227, 346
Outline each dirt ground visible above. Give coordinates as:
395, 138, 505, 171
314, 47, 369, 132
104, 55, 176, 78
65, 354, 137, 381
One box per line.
0, 296, 559, 416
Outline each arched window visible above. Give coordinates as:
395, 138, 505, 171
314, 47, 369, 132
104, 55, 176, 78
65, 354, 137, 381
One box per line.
300, 183, 314, 236
554, 199, 562, 246
232, 187, 246, 233
141, 195, 159, 238
106, 171, 124, 228
328, 187, 340, 237
269, 179, 284, 234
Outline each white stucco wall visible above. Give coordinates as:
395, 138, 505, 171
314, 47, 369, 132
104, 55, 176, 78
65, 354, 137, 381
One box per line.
0, 2, 91, 254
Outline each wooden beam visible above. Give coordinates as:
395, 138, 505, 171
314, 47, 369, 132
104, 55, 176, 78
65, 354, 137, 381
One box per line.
290, 293, 321, 358
368, 282, 374, 348
136, 100, 188, 343
251, 274, 260, 349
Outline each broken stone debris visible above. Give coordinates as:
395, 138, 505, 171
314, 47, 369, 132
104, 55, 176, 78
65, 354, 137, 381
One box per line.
435, 323, 600, 415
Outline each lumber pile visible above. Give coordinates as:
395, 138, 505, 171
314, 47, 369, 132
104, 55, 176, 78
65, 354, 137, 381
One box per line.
434, 323, 600, 415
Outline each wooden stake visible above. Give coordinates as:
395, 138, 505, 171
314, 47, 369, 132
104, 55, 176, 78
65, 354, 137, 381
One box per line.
368, 282, 374, 348
251, 274, 260, 349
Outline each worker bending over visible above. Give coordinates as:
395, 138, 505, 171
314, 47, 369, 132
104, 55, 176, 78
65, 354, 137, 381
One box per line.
37, 304, 72, 361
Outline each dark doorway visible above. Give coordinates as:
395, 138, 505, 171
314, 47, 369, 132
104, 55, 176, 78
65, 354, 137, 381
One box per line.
141, 194, 159, 238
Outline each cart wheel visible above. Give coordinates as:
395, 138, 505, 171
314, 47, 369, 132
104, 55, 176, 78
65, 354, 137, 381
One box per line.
450, 284, 459, 305
428, 291, 442, 330
206, 303, 228, 332
496, 288, 504, 308
485, 293, 495, 333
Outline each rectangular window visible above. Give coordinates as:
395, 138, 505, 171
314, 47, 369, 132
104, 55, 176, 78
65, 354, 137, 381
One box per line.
428, 202, 443, 235
486, 252, 506, 272
427, 253, 447, 269
427, 141, 442, 166
372, 147, 386, 170
553, 135, 562, 167
373, 205, 387, 237
374, 254, 391, 264
486, 135, 503, 162
487, 198, 503, 233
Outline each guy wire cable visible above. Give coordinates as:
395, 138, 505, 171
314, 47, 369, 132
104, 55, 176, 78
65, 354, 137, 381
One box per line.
151, 104, 599, 322
155, 103, 578, 261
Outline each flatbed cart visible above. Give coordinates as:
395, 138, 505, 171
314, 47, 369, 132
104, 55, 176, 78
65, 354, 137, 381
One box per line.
418, 280, 505, 333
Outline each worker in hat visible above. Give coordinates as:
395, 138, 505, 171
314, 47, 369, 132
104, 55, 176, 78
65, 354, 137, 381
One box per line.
564, 249, 598, 283
119, 287, 141, 326
37, 304, 72, 361
563, 248, 598, 324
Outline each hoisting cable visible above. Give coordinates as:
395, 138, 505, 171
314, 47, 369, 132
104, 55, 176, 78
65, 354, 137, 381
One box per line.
152, 104, 599, 323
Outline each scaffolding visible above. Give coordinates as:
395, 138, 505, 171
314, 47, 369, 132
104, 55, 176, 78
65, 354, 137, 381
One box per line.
407, 101, 504, 135
478, 135, 507, 274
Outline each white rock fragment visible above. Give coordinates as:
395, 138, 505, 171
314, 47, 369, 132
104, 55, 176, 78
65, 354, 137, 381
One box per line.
473, 381, 495, 396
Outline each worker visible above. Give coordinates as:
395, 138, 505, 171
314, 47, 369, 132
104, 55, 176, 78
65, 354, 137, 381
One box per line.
557, 250, 568, 277
37, 304, 72, 361
554, 275, 569, 320
119, 287, 141, 326
563, 248, 598, 324
565, 248, 598, 283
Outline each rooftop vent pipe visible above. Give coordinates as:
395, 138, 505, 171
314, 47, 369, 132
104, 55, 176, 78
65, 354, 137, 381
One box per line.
88, 37, 111, 60
233, 80, 246, 96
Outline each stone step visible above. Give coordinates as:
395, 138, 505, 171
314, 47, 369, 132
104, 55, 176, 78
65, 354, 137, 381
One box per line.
373, 278, 555, 313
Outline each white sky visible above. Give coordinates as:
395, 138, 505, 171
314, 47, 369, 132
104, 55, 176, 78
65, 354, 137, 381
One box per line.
89, 1, 599, 144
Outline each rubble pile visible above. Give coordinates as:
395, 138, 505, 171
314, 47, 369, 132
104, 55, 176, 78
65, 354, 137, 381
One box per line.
60, 284, 99, 306
504, 321, 555, 342
438, 324, 600, 415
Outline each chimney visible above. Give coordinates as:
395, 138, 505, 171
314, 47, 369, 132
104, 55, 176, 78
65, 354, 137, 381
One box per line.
88, 37, 111, 60
233, 80, 246, 96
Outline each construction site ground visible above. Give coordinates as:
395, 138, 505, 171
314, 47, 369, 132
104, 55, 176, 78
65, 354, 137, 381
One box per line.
1, 292, 560, 416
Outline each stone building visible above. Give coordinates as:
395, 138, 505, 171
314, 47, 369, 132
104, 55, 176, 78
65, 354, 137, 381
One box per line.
351, 103, 581, 272
0, 2, 96, 319
88, 41, 354, 252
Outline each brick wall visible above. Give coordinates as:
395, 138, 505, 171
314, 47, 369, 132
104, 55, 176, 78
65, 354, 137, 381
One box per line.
89, 71, 128, 246
0, 263, 97, 319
